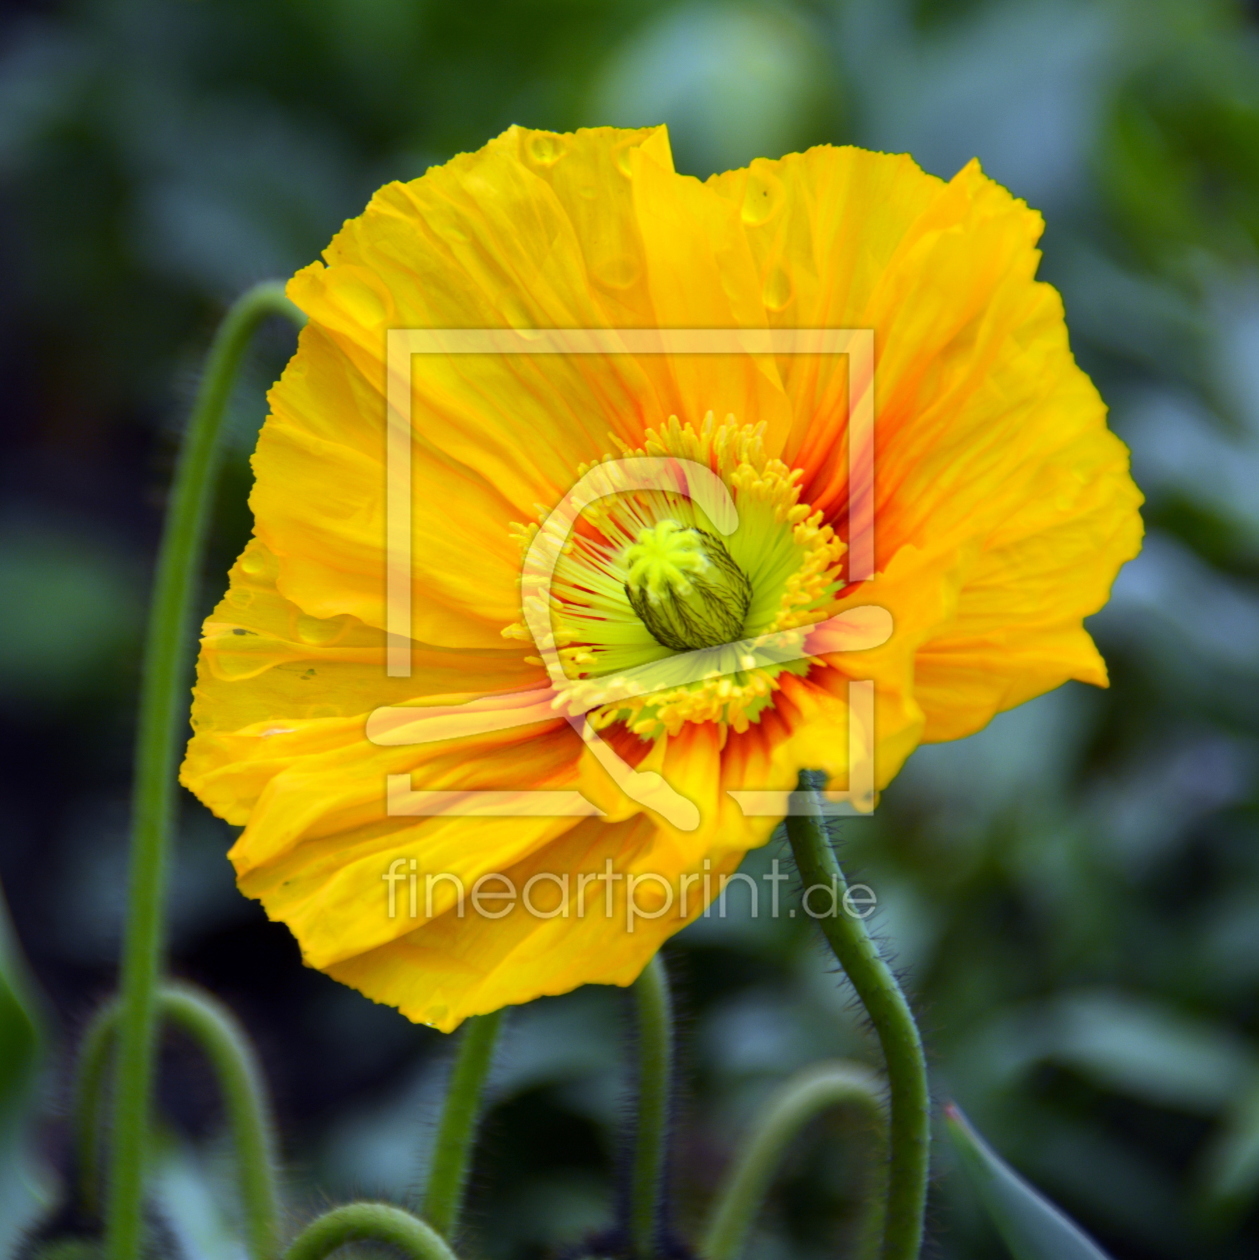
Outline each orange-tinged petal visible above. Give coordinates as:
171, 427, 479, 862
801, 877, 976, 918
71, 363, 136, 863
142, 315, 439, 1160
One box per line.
273, 128, 677, 640
232, 722, 586, 969
707, 146, 941, 471
913, 426, 1143, 741
627, 141, 795, 438
325, 813, 746, 1031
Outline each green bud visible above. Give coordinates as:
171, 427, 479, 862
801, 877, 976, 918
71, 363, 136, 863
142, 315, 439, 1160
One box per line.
623, 520, 752, 652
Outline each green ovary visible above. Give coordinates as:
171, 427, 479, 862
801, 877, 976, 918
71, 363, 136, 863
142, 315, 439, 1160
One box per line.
622, 520, 753, 652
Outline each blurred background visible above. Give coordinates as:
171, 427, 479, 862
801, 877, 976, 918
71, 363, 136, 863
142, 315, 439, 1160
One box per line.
2, 0, 1259, 1256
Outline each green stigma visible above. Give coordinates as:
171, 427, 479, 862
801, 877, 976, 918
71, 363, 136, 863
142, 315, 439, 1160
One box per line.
623, 519, 752, 652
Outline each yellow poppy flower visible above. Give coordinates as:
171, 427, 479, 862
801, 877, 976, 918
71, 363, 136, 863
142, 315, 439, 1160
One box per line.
181, 125, 1142, 1031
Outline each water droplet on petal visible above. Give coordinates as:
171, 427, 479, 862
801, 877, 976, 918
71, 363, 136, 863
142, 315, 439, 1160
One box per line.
593, 254, 641, 290
762, 265, 793, 311
613, 138, 639, 177
240, 548, 278, 579
212, 649, 286, 681
296, 612, 350, 645
333, 272, 391, 326
527, 132, 567, 167
227, 587, 255, 609
741, 169, 784, 226
304, 704, 343, 719
501, 294, 545, 340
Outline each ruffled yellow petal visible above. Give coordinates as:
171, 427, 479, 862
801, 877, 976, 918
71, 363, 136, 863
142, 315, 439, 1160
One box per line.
626, 141, 795, 441
326, 812, 746, 1031
707, 146, 940, 469
268, 127, 690, 641
181, 536, 542, 823
254, 325, 528, 645
912, 422, 1143, 740
323, 723, 764, 1030
231, 722, 584, 971
713, 145, 1143, 733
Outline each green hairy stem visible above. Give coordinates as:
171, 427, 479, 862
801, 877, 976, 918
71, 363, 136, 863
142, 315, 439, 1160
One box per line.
785, 771, 931, 1260
701, 1061, 887, 1260
72, 993, 121, 1219
421, 1010, 504, 1239
75, 983, 281, 1260
285, 1205, 458, 1260
630, 955, 674, 1260
104, 282, 304, 1260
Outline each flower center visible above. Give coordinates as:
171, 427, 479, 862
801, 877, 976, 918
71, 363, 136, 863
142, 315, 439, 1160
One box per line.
505, 413, 847, 738
623, 520, 752, 651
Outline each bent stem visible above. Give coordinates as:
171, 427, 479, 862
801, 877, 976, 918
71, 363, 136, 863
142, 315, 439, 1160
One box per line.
162, 985, 282, 1260
72, 995, 122, 1217
700, 1061, 887, 1260
784, 772, 931, 1260
421, 1010, 503, 1239
285, 1204, 457, 1260
630, 955, 673, 1260
106, 283, 305, 1260
74, 984, 282, 1260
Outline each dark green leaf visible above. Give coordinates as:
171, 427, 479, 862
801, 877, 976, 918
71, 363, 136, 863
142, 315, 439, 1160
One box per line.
0, 884, 49, 1250
945, 1104, 1114, 1260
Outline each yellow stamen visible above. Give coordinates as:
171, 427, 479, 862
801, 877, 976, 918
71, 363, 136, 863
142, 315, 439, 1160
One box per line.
506, 414, 846, 738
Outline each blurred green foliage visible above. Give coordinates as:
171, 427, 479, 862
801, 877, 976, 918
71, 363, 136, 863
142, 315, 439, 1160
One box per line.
0, 891, 48, 1254
3, 1, 1259, 1259
0, 526, 139, 706
945, 1104, 1113, 1259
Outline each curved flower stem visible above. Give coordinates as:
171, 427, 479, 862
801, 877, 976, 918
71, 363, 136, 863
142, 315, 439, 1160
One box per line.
629, 955, 673, 1260
284, 1204, 457, 1260
105, 282, 305, 1260
162, 984, 282, 1260
72, 994, 122, 1217
700, 1061, 887, 1260
73, 984, 282, 1260
784, 772, 931, 1260
421, 1010, 503, 1239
